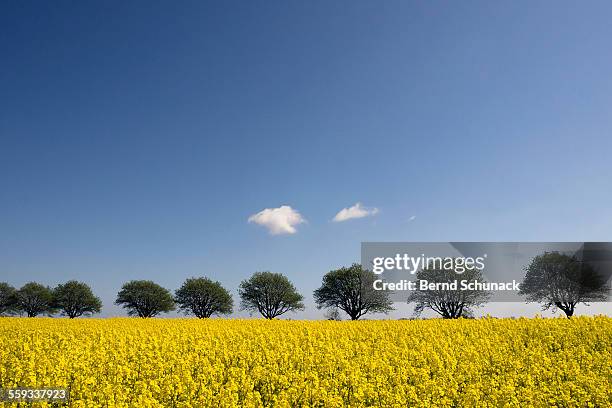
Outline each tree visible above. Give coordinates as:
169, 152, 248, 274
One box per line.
314, 264, 393, 320
407, 265, 490, 319
115, 280, 175, 318
175, 277, 233, 318
53, 280, 102, 318
324, 307, 342, 321
519, 252, 609, 318
239, 272, 304, 319
0, 282, 17, 316
15, 282, 57, 317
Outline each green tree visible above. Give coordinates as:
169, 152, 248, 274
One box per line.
0, 282, 17, 316
53, 280, 102, 318
15, 282, 57, 317
115, 280, 175, 318
407, 265, 490, 319
239, 272, 304, 319
519, 252, 609, 318
175, 277, 233, 318
314, 263, 394, 320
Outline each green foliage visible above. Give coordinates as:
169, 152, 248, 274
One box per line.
239, 272, 304, 319
519, 251, 609, 318
115, 280, 175, 318
0, 282, 17, 316
314, 263, 393, 320
175, 277, 233, 318
53, 280, 102, 318
407, 264, 490, 319
15, 282, 57, 317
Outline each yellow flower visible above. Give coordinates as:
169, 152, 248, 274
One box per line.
0, 317, 610, 407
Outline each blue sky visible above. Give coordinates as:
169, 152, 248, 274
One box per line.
1, 1, 611, 317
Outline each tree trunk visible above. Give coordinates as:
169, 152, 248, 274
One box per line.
557, 302, 574, 318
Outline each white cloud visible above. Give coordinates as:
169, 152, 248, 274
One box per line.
248, 205, 306, 235
408, 215, 416, 222
332, 202, 379, 222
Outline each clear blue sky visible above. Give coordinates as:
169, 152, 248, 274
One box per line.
1, 1, 611, 317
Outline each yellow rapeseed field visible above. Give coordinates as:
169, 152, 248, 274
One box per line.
0, 316, 610, 407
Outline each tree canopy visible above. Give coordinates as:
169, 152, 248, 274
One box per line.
53, 280, 102, 318
0, 282, 17, 316
239, 272, 304, 319
314, 263, 393, 320
15, 282, 57, 317
175, 277, 233, 318
407, 264, 490, 319
115, 280, 175, 318
519, 251, 609, 318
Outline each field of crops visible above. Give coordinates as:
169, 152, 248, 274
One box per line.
0, 317, 610, 407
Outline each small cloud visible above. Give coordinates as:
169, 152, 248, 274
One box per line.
408, 215, 416, 222
248, 205, 305, 235
332, 202, 379, 222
